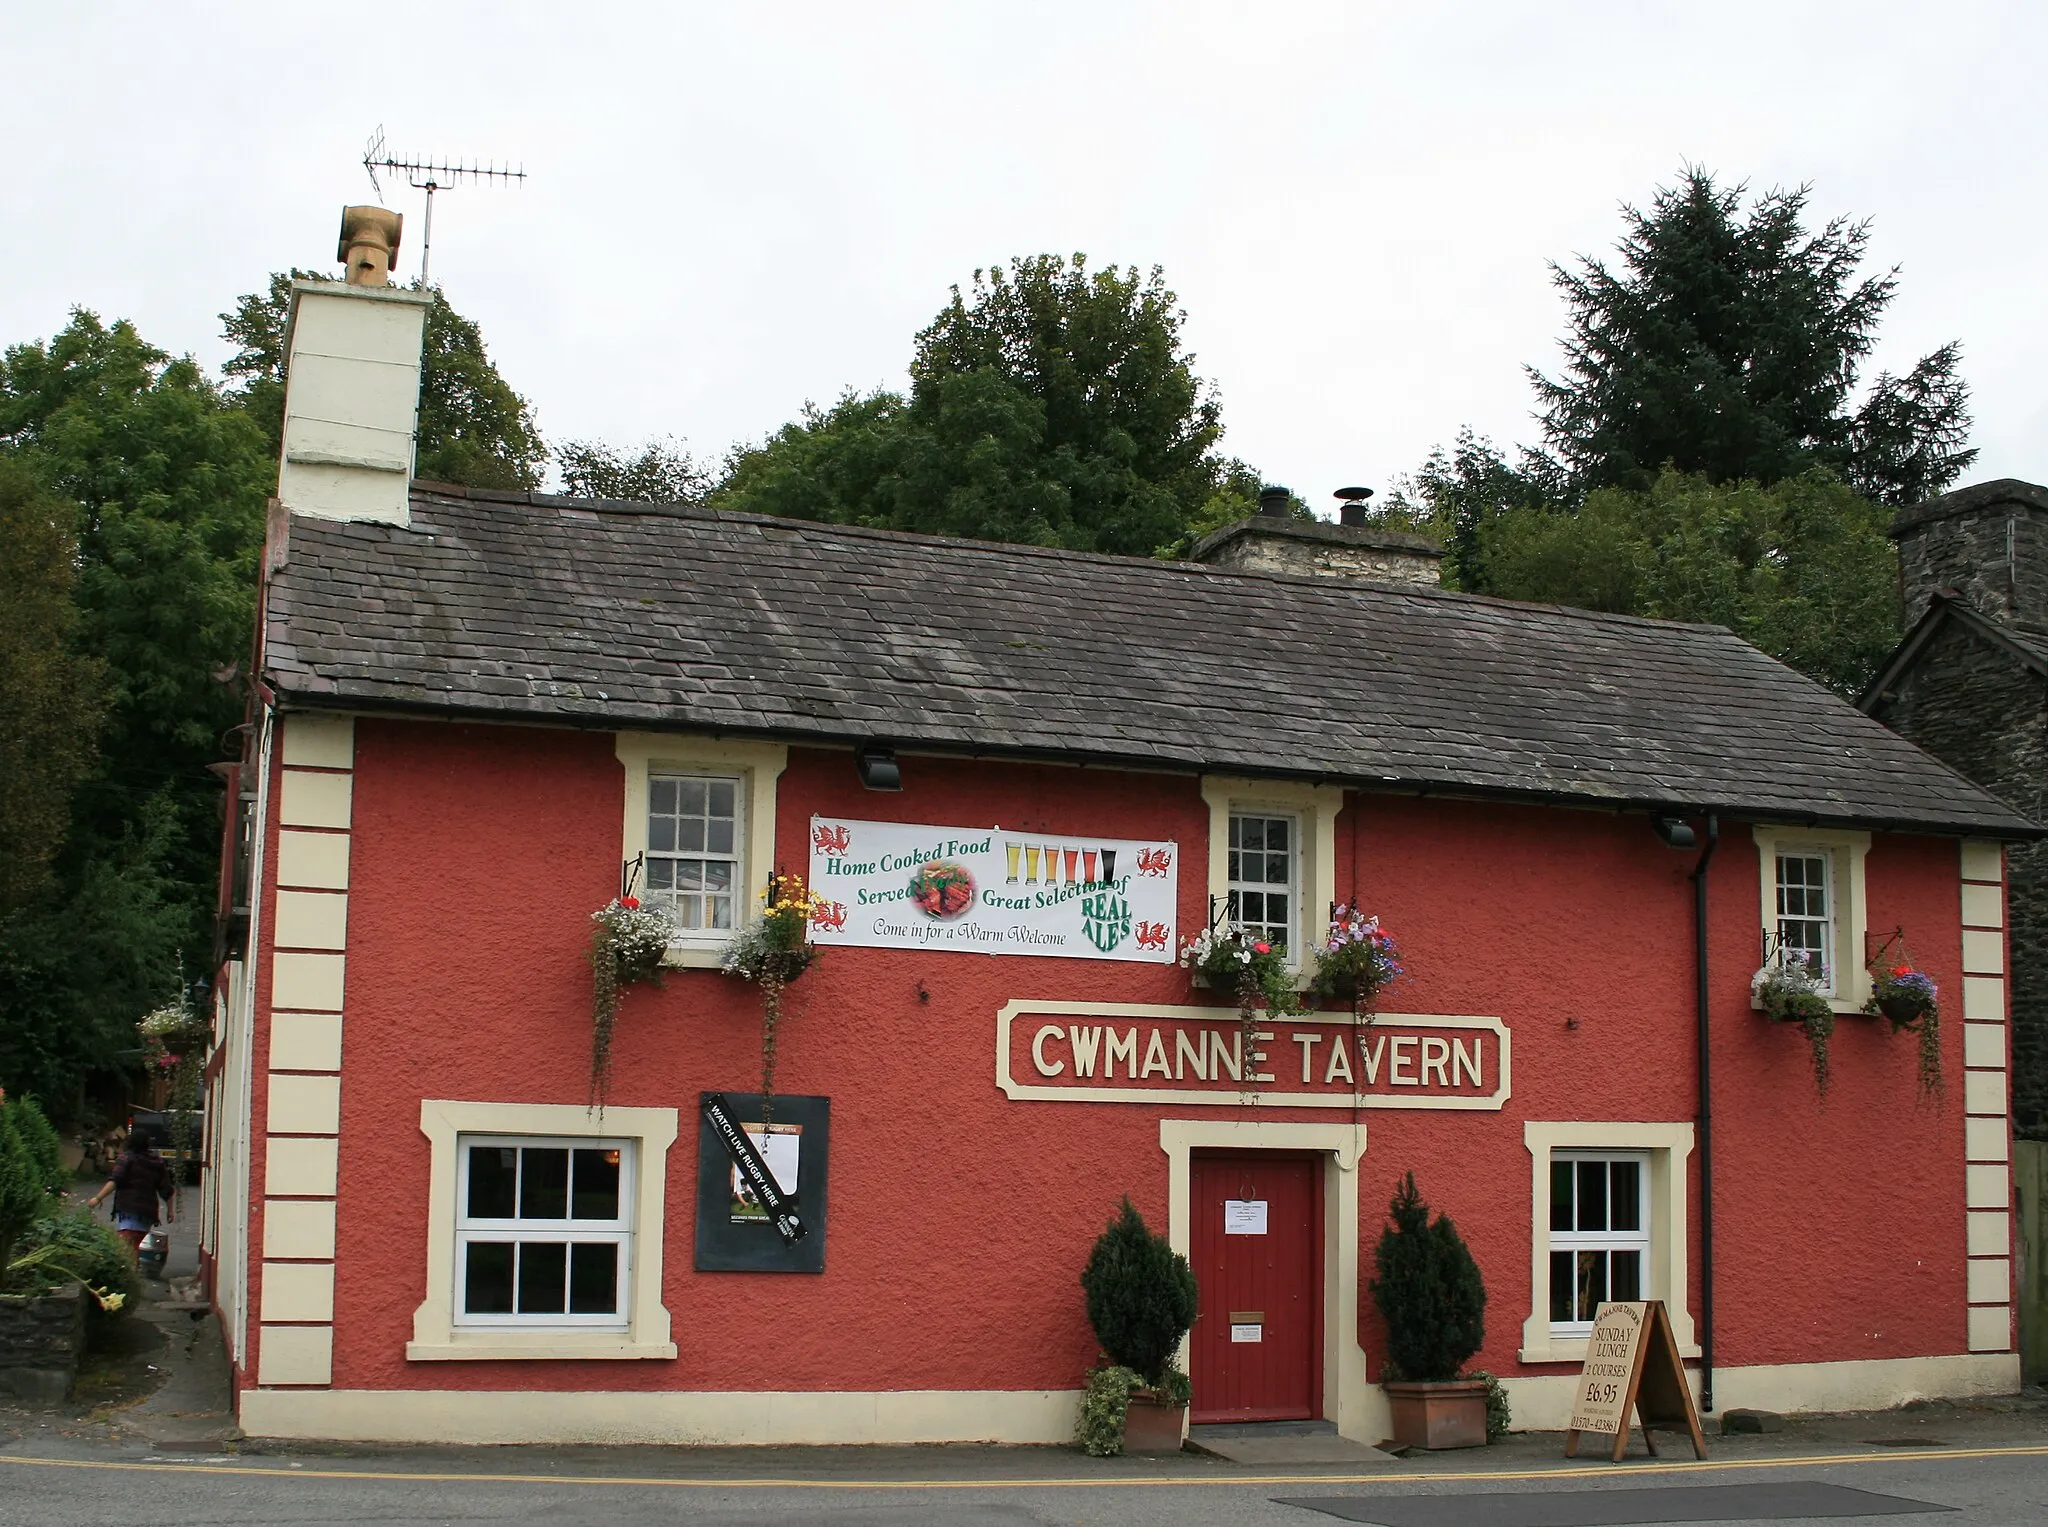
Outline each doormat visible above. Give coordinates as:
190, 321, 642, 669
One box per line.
1275, 1481, 1954, 1526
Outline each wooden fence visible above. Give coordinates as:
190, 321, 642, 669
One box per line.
2019, 1140, 2047, 1385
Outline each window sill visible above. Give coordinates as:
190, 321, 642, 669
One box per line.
661, 943, 728, 971
1748, 996, 1875, 1018
408, 1334, 677, 1362
1519, 1337, 1702, 1365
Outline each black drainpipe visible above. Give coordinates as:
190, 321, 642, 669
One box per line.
1691, 813, 1719, 1412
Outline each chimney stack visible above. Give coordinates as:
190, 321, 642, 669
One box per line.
1336, 485, 1375, 527
1258, 486, 1292, 518
273, 206, 433, 526
1188, 483, 1444, 586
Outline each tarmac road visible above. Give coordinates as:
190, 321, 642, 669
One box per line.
2, 1444, 2044, 1527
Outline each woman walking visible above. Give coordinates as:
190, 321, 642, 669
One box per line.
86, 1132, 176, 1267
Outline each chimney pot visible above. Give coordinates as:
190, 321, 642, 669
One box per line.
337, 205, 404, 287
1257, 486, 1291, 519
1335, 485, 1375, 527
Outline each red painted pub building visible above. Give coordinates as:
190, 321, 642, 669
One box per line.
198, 211, 2037, 1446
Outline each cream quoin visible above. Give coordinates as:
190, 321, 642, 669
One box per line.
188, 207, 2037, 1450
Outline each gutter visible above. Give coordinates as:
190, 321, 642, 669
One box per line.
1691, 813, 1720, 1411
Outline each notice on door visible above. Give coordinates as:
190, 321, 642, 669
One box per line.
1224, 1199, 1268, 1235
1230, 1323, 1263, 1343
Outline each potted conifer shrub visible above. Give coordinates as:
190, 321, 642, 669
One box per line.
1078, 1198, 1198, 1455
1370, 1173, 1490, 1449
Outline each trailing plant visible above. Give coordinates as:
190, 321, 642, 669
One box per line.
722, 871, 825, 1125
1179, 921, 1299, 1087
1865, 954, 1941, 1097
139, 1000, 211, 1158
588, 896, 676, 1105
1369, 1173, 1486, 1384
1311, 906, 1404, 1018
1080, 1197, 1198, 1390
1078, 1362, 1142, 1456
1752, 957, 1834, 1094
4, 1208, 135, 1315
1472, 1368, 1513, 1441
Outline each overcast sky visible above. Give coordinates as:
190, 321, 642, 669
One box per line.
7, 3, 2042, 509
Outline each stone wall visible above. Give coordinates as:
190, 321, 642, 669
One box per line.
1894, 488, 2048, 632
1875, 620, 2048, 1138
0, 1284, 86, 1402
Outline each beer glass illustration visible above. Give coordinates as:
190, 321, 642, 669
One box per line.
1024, 845, 1042, 884
1099, 848, 1117, 884
1082, 849, 1099, 883
1006, 842, 1022, 883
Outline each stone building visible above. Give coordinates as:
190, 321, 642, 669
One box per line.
1863, 479, 2048, 1139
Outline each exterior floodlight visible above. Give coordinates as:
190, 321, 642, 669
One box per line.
1653, 815, 1697, 849
856, 744, 902, 791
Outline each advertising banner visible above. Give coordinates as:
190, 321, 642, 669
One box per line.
807, 817, 1179, 962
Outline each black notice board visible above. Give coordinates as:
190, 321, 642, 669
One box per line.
694, 1092, 829, 1272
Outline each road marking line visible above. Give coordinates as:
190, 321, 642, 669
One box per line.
1, 1443, 2043, 1492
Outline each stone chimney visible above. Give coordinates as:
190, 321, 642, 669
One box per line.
275, 206, 434, 527
1891, 478, 2048, 634
1190, 486, 1446, 586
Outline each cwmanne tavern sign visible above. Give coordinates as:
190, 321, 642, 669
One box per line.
996, 1002, 1511, 1110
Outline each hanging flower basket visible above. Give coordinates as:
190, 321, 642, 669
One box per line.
1865, 959, 1941, 1096
137, 1001, 212, 1159
1752, 958, 1834, 1095
588, 896, 677, 1105
722, 871, 826, 1125
1180, 923, 1299, 1089
1309, 907, 1404, 1019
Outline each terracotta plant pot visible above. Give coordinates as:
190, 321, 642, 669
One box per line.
1384, 1378, 1489, 1450
1121, 1392, 1187, 1454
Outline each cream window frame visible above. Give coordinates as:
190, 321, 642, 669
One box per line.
1520, 1121, 1696, 1365
1751, 825, 1871, 1012
616, 734, 788, 969
410, 1100, 678, 1361
1200, 777, 1343, 976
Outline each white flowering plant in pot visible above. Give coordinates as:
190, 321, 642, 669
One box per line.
588, 896, 677, 1104
1752, 955, 1834, 1095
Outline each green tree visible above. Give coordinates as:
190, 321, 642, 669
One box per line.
0, 462, 108, 912
1532, 166, 1974, 506
1369, 1173, 1486, 1384
1079, 1198, 1198, 1387
1381, 429, 1564, 593
556, 436, 709, 503
1483, 470, 1900, 697
0, 310, 268, 1105
717, 255, 1262, 557
222, 275, 546, 490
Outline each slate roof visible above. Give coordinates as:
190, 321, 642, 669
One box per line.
262, 486, 2041, 838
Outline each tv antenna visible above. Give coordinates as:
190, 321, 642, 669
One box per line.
362, 126, 526, 285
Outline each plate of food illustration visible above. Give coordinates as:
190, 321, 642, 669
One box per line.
908, 861, 976, 920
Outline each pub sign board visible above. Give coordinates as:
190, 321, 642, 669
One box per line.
997, 1001, 1511, 1110
694, 1093, 829, 1273
808, 817, 1179, 962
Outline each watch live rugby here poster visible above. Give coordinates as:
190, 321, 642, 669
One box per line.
807, 817, 1180, 962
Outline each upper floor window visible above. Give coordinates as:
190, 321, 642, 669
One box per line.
1228, 812, 1297, 955
645, 774, 741, 933
1775, 850, 1835, 992
1752, 827, 1869, 1010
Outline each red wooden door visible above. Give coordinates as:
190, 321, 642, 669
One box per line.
1188, 1151, 1323, 1423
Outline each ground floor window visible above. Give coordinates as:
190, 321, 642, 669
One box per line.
1547, 1152, 1650, 1333
1520, 1121, 1695, 1364
410, 1100, 678, 1361
455, 1137, 632, 1328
